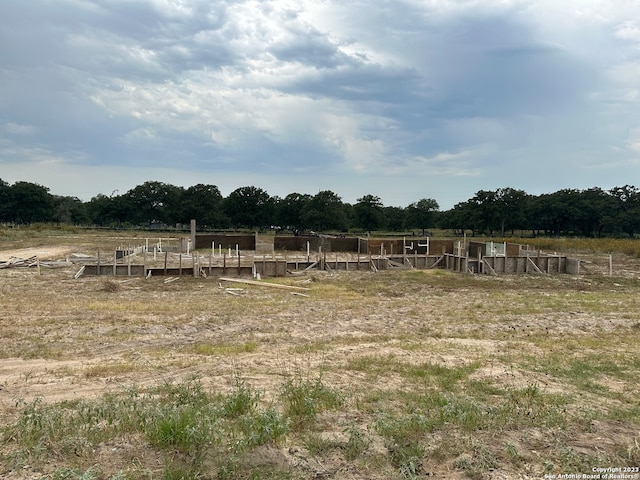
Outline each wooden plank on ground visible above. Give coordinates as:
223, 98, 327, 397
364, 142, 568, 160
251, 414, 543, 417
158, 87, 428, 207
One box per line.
219, 277, 310, 291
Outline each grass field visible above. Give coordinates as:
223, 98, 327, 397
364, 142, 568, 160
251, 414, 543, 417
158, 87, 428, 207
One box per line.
0, 228, 639, 479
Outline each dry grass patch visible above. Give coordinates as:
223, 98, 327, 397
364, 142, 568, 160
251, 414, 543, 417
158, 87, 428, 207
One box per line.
1, 231, 640, 479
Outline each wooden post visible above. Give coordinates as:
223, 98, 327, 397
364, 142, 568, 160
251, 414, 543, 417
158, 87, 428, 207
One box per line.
403, 236, 406, 265
464, 249, 468, 274
127, 252, 131, 276
209, 252, 212, 276
223, 252, 226, 274
190, 219, 196, 253
609, 254, 613, 276
164, 251, 168, 275
179, 254, 182, 276
143, 248, 147, 278
113, 251, 117, 276
237, 251, 241, 275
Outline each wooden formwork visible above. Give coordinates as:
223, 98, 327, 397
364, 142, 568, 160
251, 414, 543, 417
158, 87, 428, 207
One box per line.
78, 250, 580, 278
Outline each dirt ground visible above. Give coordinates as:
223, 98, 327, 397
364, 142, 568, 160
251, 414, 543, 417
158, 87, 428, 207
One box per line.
0, 239, 639, 479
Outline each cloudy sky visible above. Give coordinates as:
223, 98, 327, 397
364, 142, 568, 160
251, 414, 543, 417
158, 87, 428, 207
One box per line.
1, 0, 639, 209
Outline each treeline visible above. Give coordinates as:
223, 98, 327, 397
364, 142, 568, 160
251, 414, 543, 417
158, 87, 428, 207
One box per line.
1, 179, 639, 237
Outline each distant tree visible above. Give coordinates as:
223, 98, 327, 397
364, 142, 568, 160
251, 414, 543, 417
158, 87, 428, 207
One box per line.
443, 200, 478, 236
383, 206, 405, 232
179, 184, 228, 228
276, 193, 312, 234
354, 194, 384, 233
223, 186, 274, 229
609, 185, 640, 237
86, 193, 128, 226
122, 181, 184, 226
0, 178, 12, 222
530, 189, 582, 236
302, 190, 348, 231
405, 198, 439, 236
493, 188, 530, 236
573, 187, 616, 237
11, 181, 54, 223
52, 196, 89, 224
467, 190, 501, 235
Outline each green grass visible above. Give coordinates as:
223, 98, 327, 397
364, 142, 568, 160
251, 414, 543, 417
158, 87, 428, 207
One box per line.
279, 373, 344, 429
2, 376, 294, 479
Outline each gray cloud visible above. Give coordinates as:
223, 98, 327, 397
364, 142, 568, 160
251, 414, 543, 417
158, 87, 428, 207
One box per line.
0, 0, 638, 208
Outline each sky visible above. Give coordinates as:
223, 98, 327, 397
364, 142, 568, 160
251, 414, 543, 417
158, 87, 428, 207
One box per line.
1, 0, 639, 210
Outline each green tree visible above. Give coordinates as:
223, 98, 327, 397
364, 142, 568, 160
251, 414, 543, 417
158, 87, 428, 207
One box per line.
573, 187, 616, 237
354, 194, 384, 233
275, 193, 312, 234
86, 193, 129, 227
609, 185, 640, 237
442, 200, 478, 236
302, 190, 348, 232
52, 196, 89, 224
383, 206, 405, 232
11, 181, 54, 223
493, 188, 529, 236
530, 189, 582, 236
122, 181, 184, 226
405, 198, 439, 236
223, 186, 274, 229
179, 184, 228, 228
0, 178, 13, 222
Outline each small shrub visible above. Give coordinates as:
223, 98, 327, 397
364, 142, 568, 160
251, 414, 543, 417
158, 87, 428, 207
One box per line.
343, 424, 370, 461
280, 375, 343, 428
99, 280, 120, 293
222, 378, 260, 418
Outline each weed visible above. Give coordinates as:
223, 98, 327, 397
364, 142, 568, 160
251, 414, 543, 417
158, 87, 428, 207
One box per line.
304, 433, 339, 456
453, 441, 500, 479
239, 407, 289, 446
51, 466, 102, 480
280, 374, 343, 429
375, 411, 427, 478
503, 441, 523, 465
343, 424, 370, 461
99, 280, 120, 293
222, 377, 260, 418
